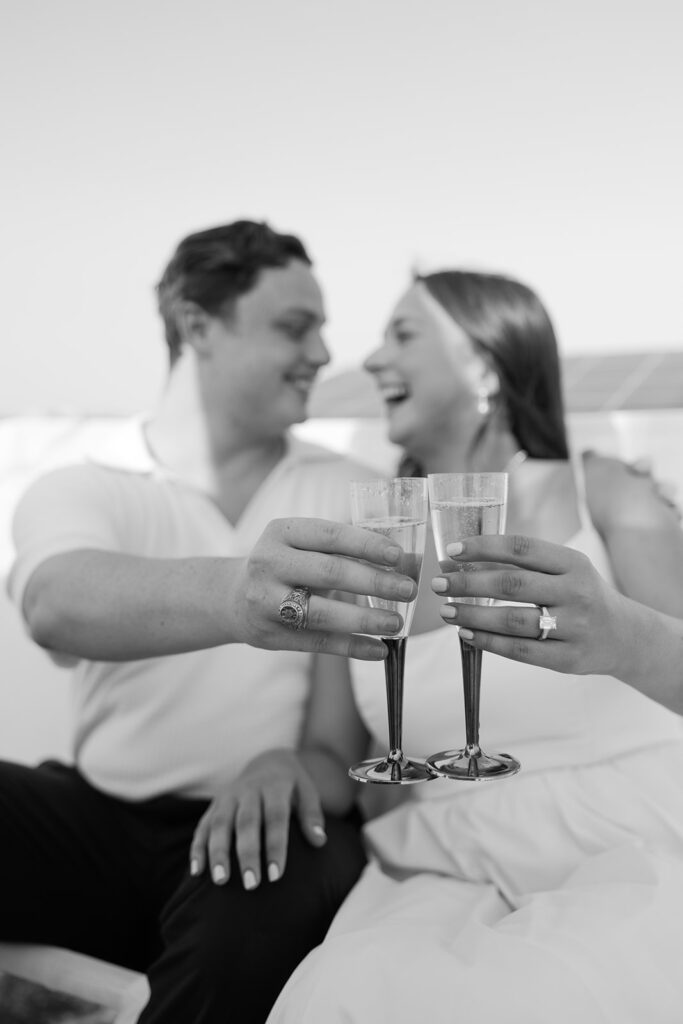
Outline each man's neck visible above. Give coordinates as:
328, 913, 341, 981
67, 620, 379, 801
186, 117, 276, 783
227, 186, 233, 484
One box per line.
144, 350, 288, 501
145, 350, 215, 491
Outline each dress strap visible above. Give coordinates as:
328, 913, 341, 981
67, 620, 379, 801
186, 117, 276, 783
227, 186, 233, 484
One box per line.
569, 448, 594, 533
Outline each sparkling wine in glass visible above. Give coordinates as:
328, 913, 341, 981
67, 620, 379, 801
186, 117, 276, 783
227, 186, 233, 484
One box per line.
426, 472, 520, 781
349, 477, 433, 785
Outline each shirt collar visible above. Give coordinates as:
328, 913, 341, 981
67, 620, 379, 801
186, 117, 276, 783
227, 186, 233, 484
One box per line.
84, 415, 161, 475
85, 417, 334, 485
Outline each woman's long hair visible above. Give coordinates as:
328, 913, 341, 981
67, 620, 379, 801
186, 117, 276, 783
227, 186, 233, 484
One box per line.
413, 270, 570, 465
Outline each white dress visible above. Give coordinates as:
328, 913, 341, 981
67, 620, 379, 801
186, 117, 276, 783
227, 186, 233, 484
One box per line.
268, 470, 683, 1023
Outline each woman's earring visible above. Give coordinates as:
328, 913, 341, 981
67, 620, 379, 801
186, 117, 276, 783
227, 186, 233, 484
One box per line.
477, 387, 490, 416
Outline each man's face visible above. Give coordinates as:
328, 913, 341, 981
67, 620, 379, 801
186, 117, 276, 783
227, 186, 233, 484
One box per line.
202, 260, 330, 441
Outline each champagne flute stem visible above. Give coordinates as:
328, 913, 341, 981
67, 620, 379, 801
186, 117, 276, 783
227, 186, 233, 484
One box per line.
384, 637, 407, 764
459, 635, 482, 755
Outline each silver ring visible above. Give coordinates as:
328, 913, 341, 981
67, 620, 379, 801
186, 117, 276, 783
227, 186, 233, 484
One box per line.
278, 586, 311, 631
538, 605, 558, 641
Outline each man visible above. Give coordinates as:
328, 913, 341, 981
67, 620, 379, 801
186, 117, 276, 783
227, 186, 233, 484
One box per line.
4, 221, 416, 1022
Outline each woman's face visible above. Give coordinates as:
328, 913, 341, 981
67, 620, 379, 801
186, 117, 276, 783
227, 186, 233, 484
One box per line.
364, 282, 485, 455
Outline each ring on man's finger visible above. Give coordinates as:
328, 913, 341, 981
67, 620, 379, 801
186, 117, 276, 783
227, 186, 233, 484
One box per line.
537, 605, 558, 641
278, 586, 311, 631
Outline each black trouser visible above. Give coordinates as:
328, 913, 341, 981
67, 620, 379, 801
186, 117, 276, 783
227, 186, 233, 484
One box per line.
0, 760, 367, 1023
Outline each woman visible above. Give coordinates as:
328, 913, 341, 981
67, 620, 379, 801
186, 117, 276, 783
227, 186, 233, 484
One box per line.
267, 271, 683, 1023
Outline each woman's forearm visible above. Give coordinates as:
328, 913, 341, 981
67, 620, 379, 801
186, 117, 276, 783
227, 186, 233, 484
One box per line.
616, 598, 683, 715
604, 525, 683, 620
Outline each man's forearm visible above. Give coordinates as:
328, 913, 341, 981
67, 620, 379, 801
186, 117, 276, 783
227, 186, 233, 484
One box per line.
23, 550, 243, 661
19, 519, 419, 664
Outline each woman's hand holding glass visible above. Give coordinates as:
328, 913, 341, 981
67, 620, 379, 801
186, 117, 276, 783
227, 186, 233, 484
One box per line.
189, 750, 327, 891
431, 533, 629, 676
431, 532, 683, 716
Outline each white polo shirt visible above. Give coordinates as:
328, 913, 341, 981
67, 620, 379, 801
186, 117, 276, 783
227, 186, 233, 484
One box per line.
8, 428, 373, 800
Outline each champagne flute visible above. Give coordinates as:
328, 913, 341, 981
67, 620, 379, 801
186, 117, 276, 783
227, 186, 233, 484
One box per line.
348, 477, 433, 785
426, 472, 520, 781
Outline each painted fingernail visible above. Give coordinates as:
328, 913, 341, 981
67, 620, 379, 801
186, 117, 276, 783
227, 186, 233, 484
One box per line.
190, 858, 200, 877
398, 580, 416, 598
441, 605, 457, 619
243, 869, 257, 890
268, 862, 280, 883
459, 628, 474, 640
212, 864, 227, 885
447, 542, 464, 556
311, 825, 327, 842
431, 577, 448, 593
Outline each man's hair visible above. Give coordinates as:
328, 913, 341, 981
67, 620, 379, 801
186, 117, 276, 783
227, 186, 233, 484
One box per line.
156, 220, 312, 365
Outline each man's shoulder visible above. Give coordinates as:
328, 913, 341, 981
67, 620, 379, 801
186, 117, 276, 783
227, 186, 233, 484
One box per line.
12, 462, 162, 530
16, 461, 109, 501
20, 460, 143, 496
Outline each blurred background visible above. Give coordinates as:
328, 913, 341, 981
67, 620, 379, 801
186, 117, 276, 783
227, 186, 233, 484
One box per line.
2, 0, 682, 761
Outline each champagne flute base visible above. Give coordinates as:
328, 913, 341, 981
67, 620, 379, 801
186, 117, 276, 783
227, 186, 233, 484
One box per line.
426, 747, 521, 781
349, 756, 435, 785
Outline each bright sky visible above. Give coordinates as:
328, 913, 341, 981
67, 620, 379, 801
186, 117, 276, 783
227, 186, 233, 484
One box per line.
2, 0, 682, 415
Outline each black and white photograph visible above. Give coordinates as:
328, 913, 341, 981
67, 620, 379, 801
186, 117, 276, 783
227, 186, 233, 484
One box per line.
2, 1, 683, 1021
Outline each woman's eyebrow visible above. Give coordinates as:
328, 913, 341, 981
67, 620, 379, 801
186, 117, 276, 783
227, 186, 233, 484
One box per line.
390, 315, 419, 330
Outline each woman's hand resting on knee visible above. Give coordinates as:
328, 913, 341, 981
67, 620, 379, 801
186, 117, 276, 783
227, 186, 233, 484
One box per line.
189, 750, 327, 891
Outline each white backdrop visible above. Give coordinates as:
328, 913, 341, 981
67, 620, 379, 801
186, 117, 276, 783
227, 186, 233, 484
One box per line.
2, 0, 683, 417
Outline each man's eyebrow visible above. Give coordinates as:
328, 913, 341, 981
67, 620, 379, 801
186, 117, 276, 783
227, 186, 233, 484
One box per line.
274, 307, 326, 324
